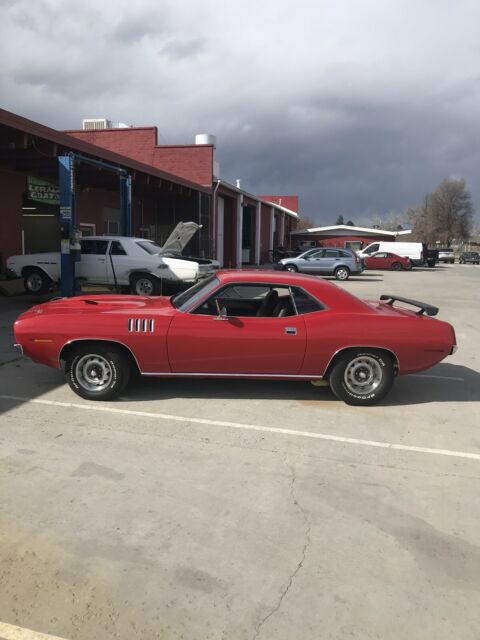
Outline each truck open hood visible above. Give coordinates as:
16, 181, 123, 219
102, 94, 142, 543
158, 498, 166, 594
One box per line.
160, 221, 201, 255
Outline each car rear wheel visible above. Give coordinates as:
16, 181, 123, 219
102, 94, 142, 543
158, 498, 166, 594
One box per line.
131, 273, 160, 296
391, 262, 402, 271
24, 269, 51, 295
334, 266, 350, 280
65, 343, 130, 401
284, 264, 298, 272
328, 349, 395, 406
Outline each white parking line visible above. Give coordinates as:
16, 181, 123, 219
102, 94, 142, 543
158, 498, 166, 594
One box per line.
0, 620, 68, 640
1, 394, 479, 462
410, 374, 464, 381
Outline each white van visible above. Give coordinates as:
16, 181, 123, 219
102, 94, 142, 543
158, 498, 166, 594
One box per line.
358, 242, 423, 265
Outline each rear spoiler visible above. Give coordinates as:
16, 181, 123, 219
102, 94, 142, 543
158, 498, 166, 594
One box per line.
380, 294, 439, 316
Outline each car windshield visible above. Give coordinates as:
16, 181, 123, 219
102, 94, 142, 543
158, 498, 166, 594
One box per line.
136, 240, 163, 255
171, 276, 220, 311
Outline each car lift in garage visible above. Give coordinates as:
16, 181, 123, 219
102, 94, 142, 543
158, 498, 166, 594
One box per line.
58, 152, 132, 297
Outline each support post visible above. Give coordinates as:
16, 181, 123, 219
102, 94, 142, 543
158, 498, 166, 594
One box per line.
120, 173, 132, 236
255, 201, 261, 265
58, 154, 75, 297
236, 194, 243, 268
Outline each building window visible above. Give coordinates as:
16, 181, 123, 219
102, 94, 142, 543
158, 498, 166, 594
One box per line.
79, 223, 96, 237
345, 241, 362, 251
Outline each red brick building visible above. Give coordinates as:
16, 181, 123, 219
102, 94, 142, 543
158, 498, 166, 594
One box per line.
0, 108, 298, 272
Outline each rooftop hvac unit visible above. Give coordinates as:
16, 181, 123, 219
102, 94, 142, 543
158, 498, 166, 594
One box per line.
82, 118, 112, 130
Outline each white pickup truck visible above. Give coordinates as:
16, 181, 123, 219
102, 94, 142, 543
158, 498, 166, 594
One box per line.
7, 222, 220, 296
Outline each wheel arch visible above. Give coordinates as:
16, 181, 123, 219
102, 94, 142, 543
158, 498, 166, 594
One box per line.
21, 265, 54, 282
323, 346, 399, 379
59, 339, 141, 375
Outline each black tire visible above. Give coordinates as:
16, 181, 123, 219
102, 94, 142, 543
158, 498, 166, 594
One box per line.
24, 268, 51, 295
391, 262, 402, 271
328, 349, 395, 406
427, 260, 435, 267
284, 264, 298, 272
334, 266, 350, 280
65, 343, 131, 401
131, 273, 160, 296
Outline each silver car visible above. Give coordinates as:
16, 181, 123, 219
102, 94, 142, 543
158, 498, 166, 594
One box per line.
275, 247, 364, 280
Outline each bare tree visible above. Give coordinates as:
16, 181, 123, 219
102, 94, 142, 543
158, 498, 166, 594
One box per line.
408, 178, 474, 245
296, 216, 317, 230
370, 211, 408, 231
336, 215, 345, 225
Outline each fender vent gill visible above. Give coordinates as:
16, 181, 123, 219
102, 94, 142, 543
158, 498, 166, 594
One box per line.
128, 318, 155, 332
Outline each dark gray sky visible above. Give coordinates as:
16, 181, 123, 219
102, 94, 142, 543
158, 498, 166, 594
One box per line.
1, 0, 479, 225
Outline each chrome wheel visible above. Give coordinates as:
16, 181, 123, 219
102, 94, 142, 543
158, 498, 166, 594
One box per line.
75, 354, 113, 392
135, 277, 155, 296
26, 271, 46, 293
335, 267, 349, 280
343, 355, 383, 396
285, 264, 298, 272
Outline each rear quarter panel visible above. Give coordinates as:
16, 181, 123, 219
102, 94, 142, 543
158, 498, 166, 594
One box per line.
301, 309, 454, 376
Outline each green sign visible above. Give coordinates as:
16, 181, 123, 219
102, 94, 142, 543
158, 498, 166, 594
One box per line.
27, 176, 60, 206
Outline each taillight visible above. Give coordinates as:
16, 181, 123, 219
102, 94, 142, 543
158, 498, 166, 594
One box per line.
355, 254, 360, 263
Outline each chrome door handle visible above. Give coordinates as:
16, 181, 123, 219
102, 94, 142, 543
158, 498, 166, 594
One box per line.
285, 327, 297, 335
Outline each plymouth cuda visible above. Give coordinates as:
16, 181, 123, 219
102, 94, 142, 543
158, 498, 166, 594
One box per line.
13, 271, 457, 405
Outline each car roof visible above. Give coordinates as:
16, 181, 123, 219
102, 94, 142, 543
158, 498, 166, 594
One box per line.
82, 236, 152, 242
214, 270, 371, 313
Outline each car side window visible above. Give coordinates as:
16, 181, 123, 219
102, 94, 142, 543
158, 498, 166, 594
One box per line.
291, 287, 324, 314
110, 241, 127, 256
375, 253, 387, 258
81, 240, 108, 255
366, 244, 380, 254
324, 249, 340, 258
192, 284, 295, 318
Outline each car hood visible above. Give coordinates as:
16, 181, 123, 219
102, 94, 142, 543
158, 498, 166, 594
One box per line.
17, 295, 173, 319
160, 221, 201, 255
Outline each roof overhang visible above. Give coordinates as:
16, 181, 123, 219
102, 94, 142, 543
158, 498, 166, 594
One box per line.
291, 225, 412, 237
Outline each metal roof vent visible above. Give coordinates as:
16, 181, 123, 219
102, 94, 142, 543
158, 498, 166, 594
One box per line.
82, 118, 113, 130
195, 133, 216, 148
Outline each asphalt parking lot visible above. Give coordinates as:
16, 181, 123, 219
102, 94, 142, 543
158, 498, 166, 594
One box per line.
0, 264, 479, 640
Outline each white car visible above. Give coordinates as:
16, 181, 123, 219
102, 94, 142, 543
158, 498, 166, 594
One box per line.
7, 222, 220, 296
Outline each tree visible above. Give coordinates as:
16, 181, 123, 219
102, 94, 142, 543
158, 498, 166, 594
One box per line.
408, 178, 474, 245
295, 216, 316, 230
336, 215, 345, 225
370, 211, 407, 231
346, 220, 355, 226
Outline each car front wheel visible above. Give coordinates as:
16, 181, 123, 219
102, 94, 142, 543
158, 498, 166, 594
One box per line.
334, 266, 350, 280
131, 273, 160, 296
65, 343, 131, 401
24, 269, 51, 295
284, 264, 298, 272
328, 349, 395, 406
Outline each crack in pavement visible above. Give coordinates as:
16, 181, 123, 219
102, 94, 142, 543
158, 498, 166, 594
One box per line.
252, 455, 312, 640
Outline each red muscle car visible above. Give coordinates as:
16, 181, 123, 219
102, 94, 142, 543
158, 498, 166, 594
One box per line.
13, 270, 457, 406
364, 252, 412, 270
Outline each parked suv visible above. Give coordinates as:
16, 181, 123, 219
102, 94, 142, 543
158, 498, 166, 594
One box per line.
275, 247, 363, 280
459, 251, 480, 264
438, 248, 455, 263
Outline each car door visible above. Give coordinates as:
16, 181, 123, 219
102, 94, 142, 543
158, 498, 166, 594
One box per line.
106, 239, 137, 286
373, 252, 389, 269
318, 249, 340, 274
296, 249, 323, 273
77, 239, 109, 283
167, 284, 307, 374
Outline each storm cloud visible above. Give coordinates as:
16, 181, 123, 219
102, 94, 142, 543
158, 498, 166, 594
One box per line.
1, 0, 479, 224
